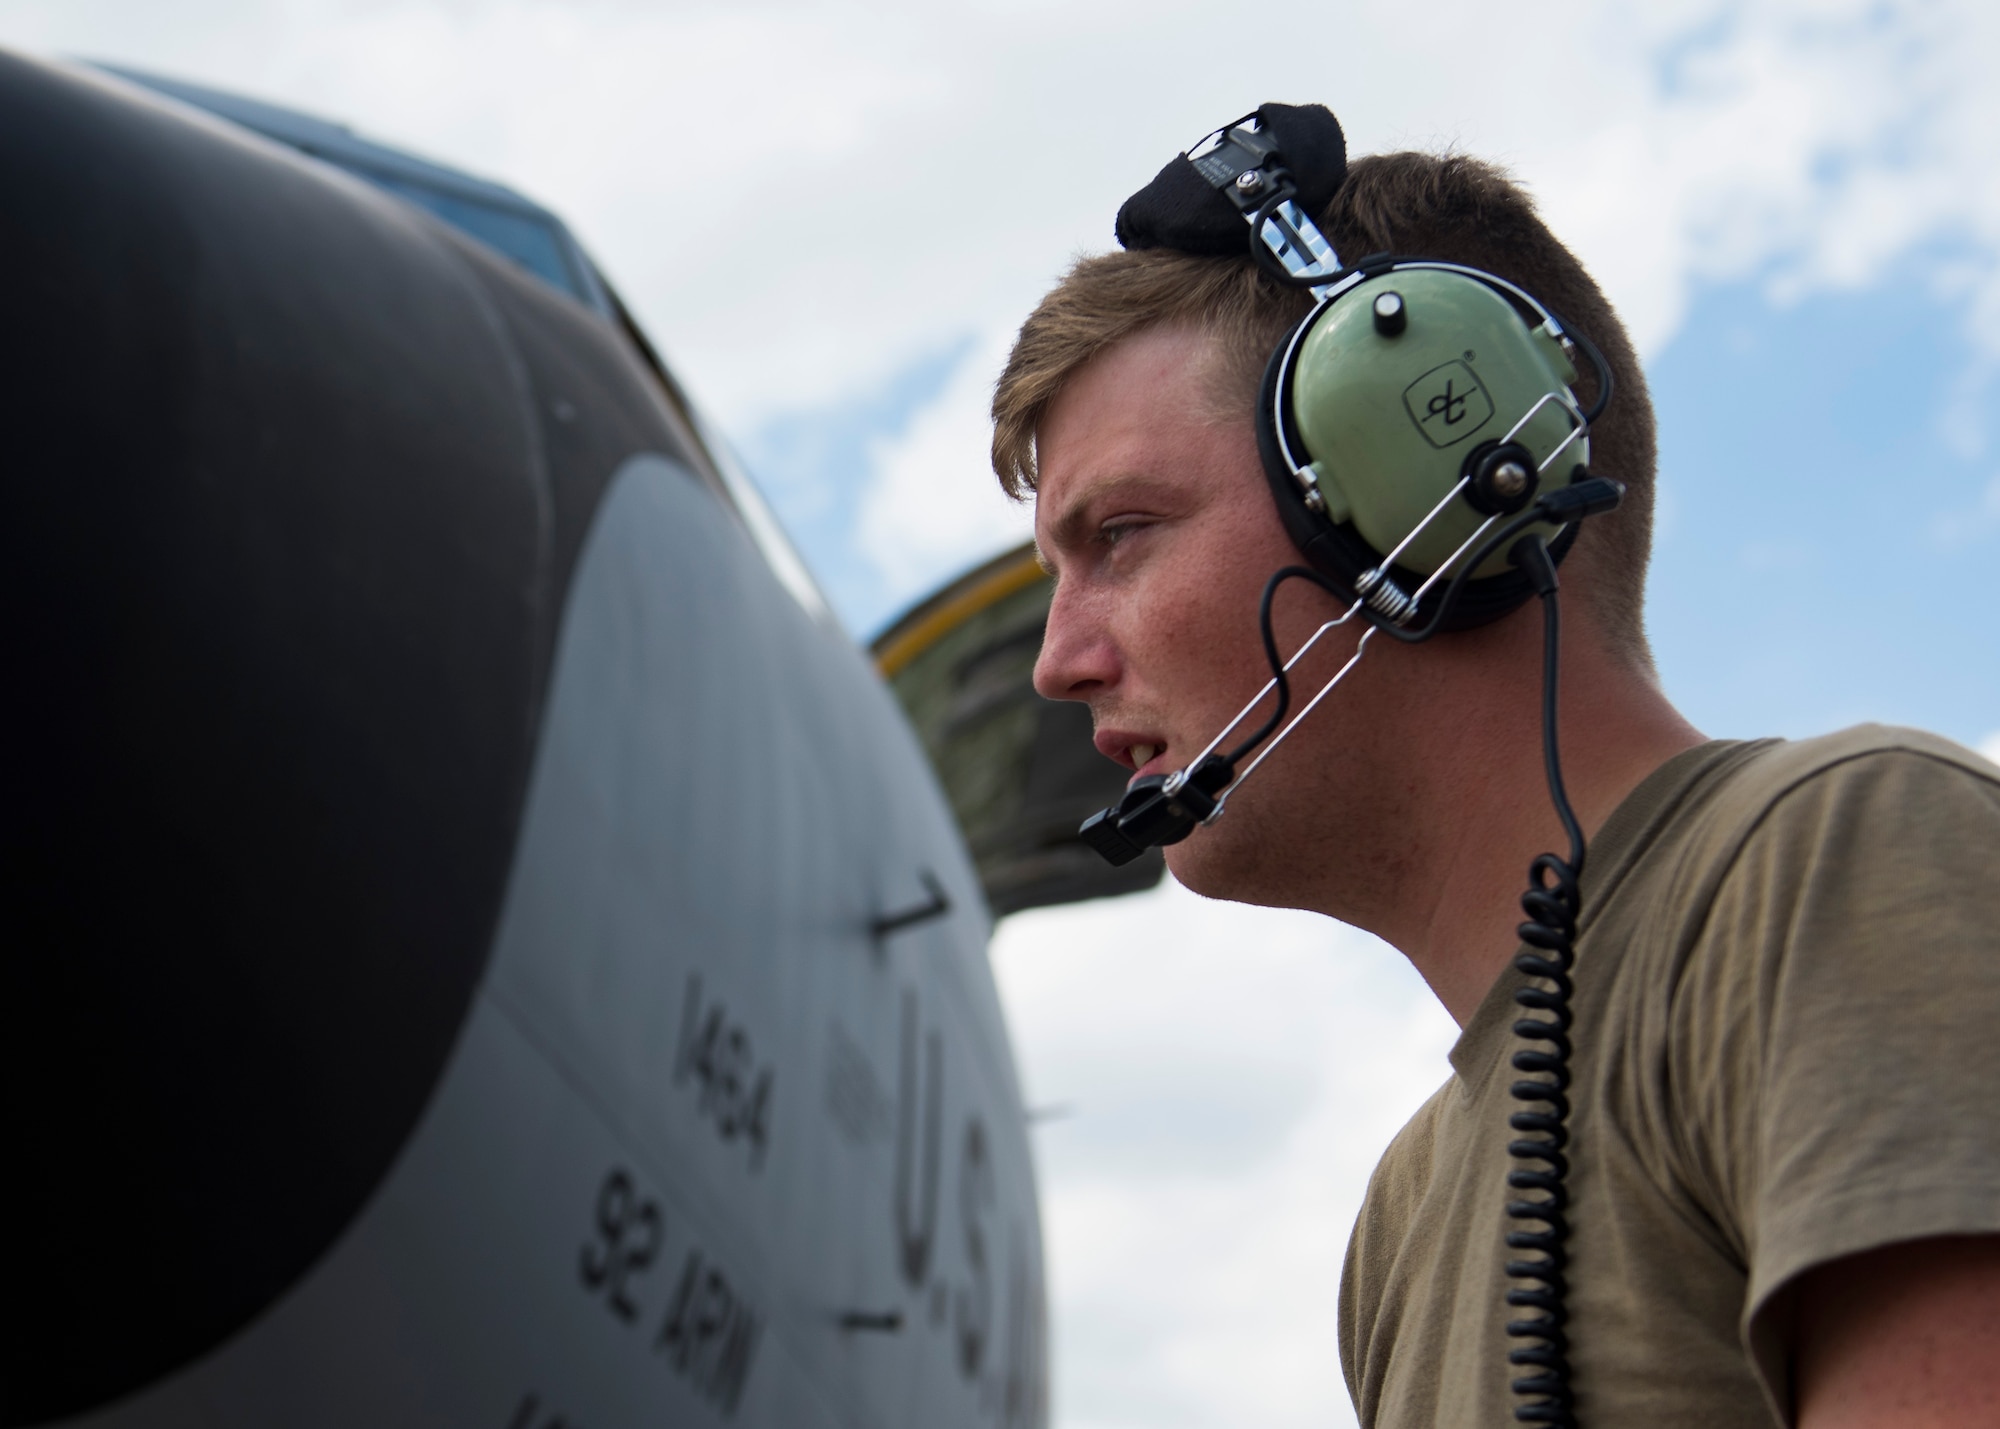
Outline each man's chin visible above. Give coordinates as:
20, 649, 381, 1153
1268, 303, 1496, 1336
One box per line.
1162, 821, 1299, 909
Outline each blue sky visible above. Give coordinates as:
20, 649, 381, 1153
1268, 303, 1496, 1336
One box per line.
1647, 266, 1997, 747
741, 337, 977, 638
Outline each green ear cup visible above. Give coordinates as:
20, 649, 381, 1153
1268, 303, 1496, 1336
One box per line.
1288, 268, 1587, 582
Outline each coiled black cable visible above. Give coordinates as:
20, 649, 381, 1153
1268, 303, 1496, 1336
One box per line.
1504, 537, 1583, 1427
1240, 540, 1588, 1427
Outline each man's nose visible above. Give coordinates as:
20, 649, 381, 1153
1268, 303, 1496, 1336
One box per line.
1034, 582, 1118, 703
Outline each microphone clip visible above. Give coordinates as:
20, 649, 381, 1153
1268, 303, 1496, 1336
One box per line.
1077, 754, 1235, 867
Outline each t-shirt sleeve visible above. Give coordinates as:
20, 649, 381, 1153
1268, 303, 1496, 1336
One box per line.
1670, 745, 2000, 1421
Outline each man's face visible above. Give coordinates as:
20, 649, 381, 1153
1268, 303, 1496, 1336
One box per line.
1032, 324, 1357, 901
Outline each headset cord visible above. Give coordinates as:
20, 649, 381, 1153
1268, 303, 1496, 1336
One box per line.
1504, 536, 1583, 1428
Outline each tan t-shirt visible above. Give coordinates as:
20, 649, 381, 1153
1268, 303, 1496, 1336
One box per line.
1340, 726, 2000, 1428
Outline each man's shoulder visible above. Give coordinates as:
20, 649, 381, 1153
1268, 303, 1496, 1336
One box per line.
1356, 1078, 1457, 1226
1733, 723, 1997, 796
1661, 724, 2000, 860
1633, 722, 2000, 1011
1591, 724, 2000, 994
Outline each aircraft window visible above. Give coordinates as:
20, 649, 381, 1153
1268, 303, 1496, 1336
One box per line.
358, 171, 584, 299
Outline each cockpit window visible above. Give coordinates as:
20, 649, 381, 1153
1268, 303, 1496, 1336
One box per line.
361, 171, 583, 300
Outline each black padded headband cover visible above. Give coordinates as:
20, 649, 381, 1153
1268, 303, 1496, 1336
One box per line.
1114, 103, 1348, 255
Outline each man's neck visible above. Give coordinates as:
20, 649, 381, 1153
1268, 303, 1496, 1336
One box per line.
1352, 634, 1705, 1028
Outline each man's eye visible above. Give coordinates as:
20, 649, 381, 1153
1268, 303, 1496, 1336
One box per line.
1098, 519, 1149, 547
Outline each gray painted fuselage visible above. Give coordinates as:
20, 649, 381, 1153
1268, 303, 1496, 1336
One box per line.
55, 459, 1046, 1429
2, 52, 1045, 1429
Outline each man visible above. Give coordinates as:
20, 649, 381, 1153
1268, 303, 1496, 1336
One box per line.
995, 135, 2000, 1425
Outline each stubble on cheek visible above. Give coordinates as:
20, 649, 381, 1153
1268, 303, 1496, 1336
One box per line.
1163, 795, 1308, 908
1159, 657, 1421, 917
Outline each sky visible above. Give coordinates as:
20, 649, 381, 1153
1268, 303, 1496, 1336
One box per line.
6, 3, 1996, 1426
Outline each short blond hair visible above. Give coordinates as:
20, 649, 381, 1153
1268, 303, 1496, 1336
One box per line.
992, 151, 1659, 669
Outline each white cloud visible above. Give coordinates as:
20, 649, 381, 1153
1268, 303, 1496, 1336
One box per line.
1978, 730, 2000, 767
991, 879, 1455, 1429
855, 331, 1035, 613
16, 1, 1997, 535
18, 0, 1999, 429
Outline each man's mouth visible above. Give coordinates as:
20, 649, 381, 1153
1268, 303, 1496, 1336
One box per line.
1091, 727, 1169, 777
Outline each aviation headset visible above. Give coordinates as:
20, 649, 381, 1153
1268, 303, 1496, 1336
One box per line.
1074, 105, 1626, 1429
1078, 103, 1623, 864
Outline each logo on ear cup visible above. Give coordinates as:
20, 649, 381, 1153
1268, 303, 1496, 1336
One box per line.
1402, 360, 1494, 447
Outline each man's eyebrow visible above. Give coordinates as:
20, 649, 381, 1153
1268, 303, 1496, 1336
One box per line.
1040, 496, 1094, 556
1039, 471, 1163, 554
